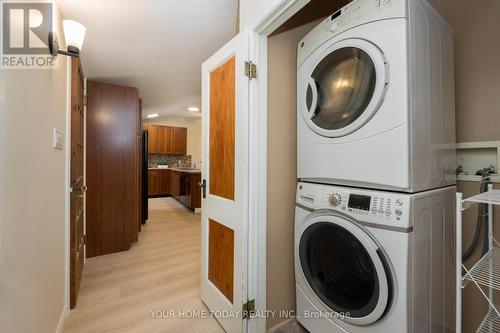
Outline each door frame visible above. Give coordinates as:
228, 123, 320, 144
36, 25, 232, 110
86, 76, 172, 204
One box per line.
244, 1, 311, 333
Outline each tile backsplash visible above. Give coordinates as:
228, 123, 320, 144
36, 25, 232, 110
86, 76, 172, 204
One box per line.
148, 154, 192, 168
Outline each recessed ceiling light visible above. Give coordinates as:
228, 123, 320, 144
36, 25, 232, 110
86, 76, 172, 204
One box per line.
188, 106, 200, 112
146, 113, 159, 119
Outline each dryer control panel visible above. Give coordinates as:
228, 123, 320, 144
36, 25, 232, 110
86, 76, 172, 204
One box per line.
297, 0, 406, 68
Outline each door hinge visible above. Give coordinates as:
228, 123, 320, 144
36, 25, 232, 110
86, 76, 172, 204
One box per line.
242, 299, 256, 319
83, 234, 87, 245
244, 61, 257, 80
83, 95, 87, 107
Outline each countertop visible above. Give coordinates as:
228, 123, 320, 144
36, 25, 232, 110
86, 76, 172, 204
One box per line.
148, 167, 201, 174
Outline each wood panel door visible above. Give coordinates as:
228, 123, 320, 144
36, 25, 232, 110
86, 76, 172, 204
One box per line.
86, 81, 140, 257
172, 127, 187, 155
70, 57, 85, 309
201, 31, 251, 332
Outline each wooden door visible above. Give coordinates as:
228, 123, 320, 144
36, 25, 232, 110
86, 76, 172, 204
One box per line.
70, 57, 85, 309
173, 127, 187, 155
201, 31, 251, 332
147, 125, 158, 154
86, 81, 140, 257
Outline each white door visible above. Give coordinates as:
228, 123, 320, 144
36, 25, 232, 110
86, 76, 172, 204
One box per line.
201, 30, 251, 332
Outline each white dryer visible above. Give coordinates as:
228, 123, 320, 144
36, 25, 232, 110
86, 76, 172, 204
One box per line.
297, 0, 455, 192
295, 182, 455, 333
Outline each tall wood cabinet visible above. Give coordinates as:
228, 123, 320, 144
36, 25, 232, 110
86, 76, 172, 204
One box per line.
86, 80, 140, 258
145, 124, 187, 155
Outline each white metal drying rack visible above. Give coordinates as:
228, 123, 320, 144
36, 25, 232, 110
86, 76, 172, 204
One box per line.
457, 184, 500, 333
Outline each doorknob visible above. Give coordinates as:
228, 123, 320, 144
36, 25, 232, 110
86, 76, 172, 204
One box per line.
199, 179, 206, 198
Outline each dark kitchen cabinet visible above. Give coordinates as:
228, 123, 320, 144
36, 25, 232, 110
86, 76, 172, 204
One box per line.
172, 127, 187, 155
146, 125, 159, 154
158, 126, 174, 154
170, 170, 182, 196
159, 170, 171, 195
148, 169, 200, 210
145, 125, 186, 155
148, 170, 160, 196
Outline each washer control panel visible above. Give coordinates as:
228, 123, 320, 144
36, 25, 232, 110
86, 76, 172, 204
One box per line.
319, 185, 410, 227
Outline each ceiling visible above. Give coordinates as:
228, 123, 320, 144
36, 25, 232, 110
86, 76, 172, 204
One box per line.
56, 0, 238, 118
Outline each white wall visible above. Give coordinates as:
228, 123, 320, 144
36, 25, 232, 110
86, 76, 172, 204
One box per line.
144, 116, 202, 163
239, 0, 269, 29
0, 4, 69, 333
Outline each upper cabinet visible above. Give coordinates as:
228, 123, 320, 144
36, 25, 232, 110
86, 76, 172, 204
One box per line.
172, 127, 187, 155
145, 124, 187, 155
146, 124, 159, 154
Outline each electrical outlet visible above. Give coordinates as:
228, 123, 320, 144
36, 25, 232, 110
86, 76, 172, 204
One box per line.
53, 128, 64, 150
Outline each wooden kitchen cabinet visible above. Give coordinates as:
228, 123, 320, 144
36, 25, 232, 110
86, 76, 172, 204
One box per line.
145, 125, 186, 155
185, 173, 201, 209
148, 170, 160, 196
148, 169, 171, 197
149, 168, 200, 209
157, 126, 172, 154
159, 170, 171, 195
147, 125, 159, 154
170, 170, 182, 196
172, 127, 187, 155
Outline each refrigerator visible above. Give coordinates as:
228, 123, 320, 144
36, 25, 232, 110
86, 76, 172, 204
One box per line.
141, 130, 148, 224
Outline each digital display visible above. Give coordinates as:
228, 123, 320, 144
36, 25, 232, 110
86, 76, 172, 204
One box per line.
348, 194, 371, 211
331, 10, 342, 20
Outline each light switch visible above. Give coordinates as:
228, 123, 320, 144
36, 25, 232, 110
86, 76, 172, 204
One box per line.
53, 128, 64, 150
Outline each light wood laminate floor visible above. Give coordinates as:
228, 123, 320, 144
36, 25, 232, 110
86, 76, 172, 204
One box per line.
64, 198, 224, 333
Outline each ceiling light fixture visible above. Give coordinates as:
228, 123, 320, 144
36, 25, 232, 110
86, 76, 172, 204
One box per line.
146, 113, 159, 119
188, 107, 200, 112
48, 20, 86, 57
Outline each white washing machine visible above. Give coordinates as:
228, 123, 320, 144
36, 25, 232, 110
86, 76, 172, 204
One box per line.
297, 0, 455, 192
295, 182, 455, 333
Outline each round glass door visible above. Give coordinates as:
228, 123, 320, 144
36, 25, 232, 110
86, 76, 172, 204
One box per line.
299, 219, 391, 325
302, 39, 388, 138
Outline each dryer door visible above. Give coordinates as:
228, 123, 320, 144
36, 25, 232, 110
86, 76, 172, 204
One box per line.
301, 38, 388, 138
298, 215, 392, 326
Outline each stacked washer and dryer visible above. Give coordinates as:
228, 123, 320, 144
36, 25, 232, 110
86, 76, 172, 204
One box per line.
294, 0, 456, 332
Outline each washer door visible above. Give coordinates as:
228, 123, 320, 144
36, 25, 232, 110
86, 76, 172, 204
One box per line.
299, 215, 392, 325
301, 38, 388, 138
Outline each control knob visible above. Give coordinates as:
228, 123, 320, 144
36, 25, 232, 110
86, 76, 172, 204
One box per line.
329, 193, 342, 206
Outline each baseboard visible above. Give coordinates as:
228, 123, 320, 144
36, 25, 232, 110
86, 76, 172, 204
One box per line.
55, 305, 69, 333
267, 318, 307, 333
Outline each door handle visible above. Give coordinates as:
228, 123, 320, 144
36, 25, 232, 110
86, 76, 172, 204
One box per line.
306, 77, 318, 119
199, 179, 206, 198
70, 185, 88, 194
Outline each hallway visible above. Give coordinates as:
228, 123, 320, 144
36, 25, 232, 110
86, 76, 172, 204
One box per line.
63, 198, 224, 333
